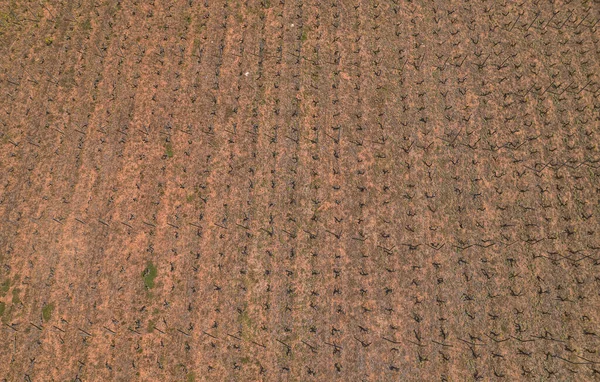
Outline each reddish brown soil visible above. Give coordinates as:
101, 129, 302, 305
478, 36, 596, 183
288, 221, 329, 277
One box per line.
0, 0, 599, 381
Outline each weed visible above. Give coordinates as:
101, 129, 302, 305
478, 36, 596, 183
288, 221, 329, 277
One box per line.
42, 303, 54, 322
142, 262, 158, 289
165, 143, 174, 158
0, 279, 9, 296
0, 11, 15, 34
82, 19, 92, 31
11, 288, 20, 304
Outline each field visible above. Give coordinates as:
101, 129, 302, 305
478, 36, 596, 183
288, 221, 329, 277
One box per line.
0, 0, 599, 380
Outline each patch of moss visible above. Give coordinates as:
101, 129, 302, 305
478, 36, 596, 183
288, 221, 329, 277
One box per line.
0, 302, 5, 316
42, 303, 54, 322
147, 319, 155, 333
186, 372, 195, 382
142, 262, 158, 289
301, 30, 308, 41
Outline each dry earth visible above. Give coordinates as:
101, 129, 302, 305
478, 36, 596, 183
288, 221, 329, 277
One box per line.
0, 0, 599, 381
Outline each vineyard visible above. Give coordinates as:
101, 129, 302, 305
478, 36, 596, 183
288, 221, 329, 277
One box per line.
0, 0, 599, 380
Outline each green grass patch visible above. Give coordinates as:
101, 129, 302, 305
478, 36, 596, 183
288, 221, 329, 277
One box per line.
0, 302, 5, 316
42, 303, 54, 322
186, 372, 195, 382
301, 30, 308, 41
142, 262, 158, 289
